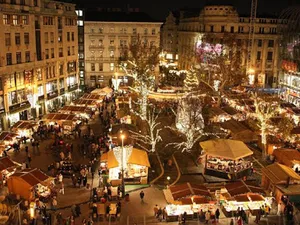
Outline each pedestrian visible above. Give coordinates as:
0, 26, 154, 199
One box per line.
153, 205, 158, 217
59, 182, 65, 195
27, 153, 32, 166
72, 174, 77, 187
75, 204, 81, 217
25, 146, 29, 153
58, 173, 63, 183
71, 204, 77, 217
230, 218, 234, 225
51, 197, 57, 211
215, 208, 220, 222
56, 213, 63, 224
205, 211, 210, 224
139, 190, 145, 203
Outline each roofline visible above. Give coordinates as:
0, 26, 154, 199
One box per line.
85, 21, 163, 24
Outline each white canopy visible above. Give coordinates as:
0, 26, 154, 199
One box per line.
91, 87, 113, 96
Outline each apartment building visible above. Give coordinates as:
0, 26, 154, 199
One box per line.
84, 11, 162, 87
0, 0, 79, 129
162, 5, 282, 87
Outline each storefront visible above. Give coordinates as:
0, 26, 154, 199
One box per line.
100, 146, 150, 184
8, 101, 32, 126
200, 139, 253, 180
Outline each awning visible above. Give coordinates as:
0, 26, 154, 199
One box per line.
107, 151, 119, 169
127, 148, 150, 167
200, 139, 253, 160
100, 152, 108, 162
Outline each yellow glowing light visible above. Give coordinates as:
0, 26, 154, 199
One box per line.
121, 134, 125, 140
248, 68, 255, 74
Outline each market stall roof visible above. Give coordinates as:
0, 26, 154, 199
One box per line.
91, 87, 113, 95
73, 99, 96, 106
225, 181, 252, 197
0, 132, 19, 141
100, 152, 108, 162
262, 163, 300, 184
44, 113, 77, 121
234, 193, 264, 202
81, 93, 103, 100
107, 151, 119, 169
222, 106, 239, 115
208, 107, 229, 117
11, 120, 37, 130
0, 157, 17, 172
127, 148, 150, 167
273, 149, 300, 167
200, 139, 253, 160
291, 127, 300, 134
58, 106, 91, 114
169, 182, 210, 200
9, 168, 49, 187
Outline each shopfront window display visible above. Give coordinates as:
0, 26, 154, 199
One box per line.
8, 89, 27, 106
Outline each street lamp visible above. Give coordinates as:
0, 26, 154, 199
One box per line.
120, 134, 125, 197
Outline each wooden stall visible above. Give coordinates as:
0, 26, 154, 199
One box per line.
58, 105, 92, 119
200, 139, 253, 180
11, 120, 38, 138
273, 148, 300, 172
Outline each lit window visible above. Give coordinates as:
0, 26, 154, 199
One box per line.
110, 63, 114, 71
77, 20, 83, 26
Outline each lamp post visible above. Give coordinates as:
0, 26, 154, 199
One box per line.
120, 134, 125, 197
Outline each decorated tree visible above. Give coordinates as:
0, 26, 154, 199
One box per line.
167, 94, 205, 152
119, 36, 160, 120
252, 94, 280, 158
130, 107, 163, 153
184, 67, 199, 91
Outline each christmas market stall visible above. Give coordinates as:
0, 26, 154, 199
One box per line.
0, 132, 19, 152
7, 168, 54, 201
200, 139, 253, 180
58, 105, 92, 119
0, 157, 19, 185
80, 93, 103, 103
72, 99, 97, 109
100, 146, 150, 185
11, 120, 38, 138
219, 181, 270, 217
163, 182, 216, 222
91, 87, 113, 97
273, 149, 300, 172
261, 163, 300, 203
43, 113, 80, 135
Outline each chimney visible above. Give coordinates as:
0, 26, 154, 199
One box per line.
286, 177, 291, 188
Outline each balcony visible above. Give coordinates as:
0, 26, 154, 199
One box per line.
68, 83, 78, 92
47, 90, 58, 100
89, 45, 104, 50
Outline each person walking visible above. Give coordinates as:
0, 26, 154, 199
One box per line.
215, 208, 220, 223
205, 211, 210, 224
59, 182, 65, 195
27, 153, 32, 166
140, 190, 145, 203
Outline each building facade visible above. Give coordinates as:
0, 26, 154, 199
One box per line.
0, 0, 79, 129
84, 12, 162, 88
171, 5, 282, 87
76, 8, 85, 90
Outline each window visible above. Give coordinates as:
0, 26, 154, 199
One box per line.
257, 51, 261, 60
238, 26, 244, 33
152, 28, 156, 35
34, 0, 38, 6
268, 40, 274, 47
110, 40, 114, 45
22, 15, 28, 25
59, 48, 63, 57
67, 47, 70, 56
15, 33, 21, 45
58, 31, 62, 42
5, 33, 11, 46
90, 40, 95, 46
258, 39, 262, 47
79, 53, 84, 59
99, 51, 103, 58
267, 52, 273, 61
16, 52, 21, 64
110, 63, 114, 71
24, 33, 29, 45
59, 78, 64, 89
50, 32, 54, 43
67, 32, 70, 41
110, 50, 114, 58
37, 85, 43, 96
76, 10, 83, 16
36, 69, 42, 81
6, 53, 12, 65
99, 63, 103, 71
230, 26, 234, 33
221, 26, 225, 32
71, 32, 74, 41
77, 20, 83, 26
3, 14, 9, 25
144, 28, 148, 35
59, 64, 64, 75
25, 51, 30, 62
12, 15, 18, 25
45, 49, 49, 59
150, 41, 155, 47
210, 25, 214, 32
110, 27, 114, 33
45, 32, 48, 43
132, 28, 137, 34
120, 40, 127, 46
43, 16, 54, 25
72, 46, 75, 55
99, 28, 103, 33
99, 39, 103, 46
259, 27, 264, 34
51, 48, 54, 58
91, 63, 95, 71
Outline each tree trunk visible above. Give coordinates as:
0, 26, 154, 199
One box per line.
261, 129, 267, 160
140, 84, 148, 120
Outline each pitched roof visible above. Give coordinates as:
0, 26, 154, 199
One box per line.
85, 11, 162, 23
0, 157, 17, 171
169, 182, 210, 200
262, 163, 300, 184
10, 168, 49, 187
273, 149, 300, 167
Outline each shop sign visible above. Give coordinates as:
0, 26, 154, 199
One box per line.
47, 90, 58, 100
9, 100, 30, 112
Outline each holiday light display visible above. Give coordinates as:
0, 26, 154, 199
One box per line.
184, 68, 199, 91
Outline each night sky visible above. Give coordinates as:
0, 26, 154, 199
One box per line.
77, 0, 299, 21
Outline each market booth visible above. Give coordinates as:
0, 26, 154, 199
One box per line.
200, 139, 253, 180
91, 87, 113, 97
261, 163, 300, 203
0, 132, 19, 152
11, 120, 38, 138
272, 149, 300, 172
163, 182, 216, 222
100, 146, 150, 185
7, 168, 53, 201
58, 105, 92, 119
0, 157, 19, 185
72, 99, 97, 108
43, 113, 80, 135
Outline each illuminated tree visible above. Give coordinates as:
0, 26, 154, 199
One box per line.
252, 94, 280, 158
184, 67, 199, 91
119, 37, 160, 120
130, 107, 163, 153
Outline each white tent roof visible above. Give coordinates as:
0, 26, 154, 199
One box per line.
91, 87, 113, 95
